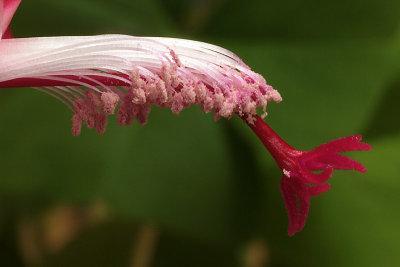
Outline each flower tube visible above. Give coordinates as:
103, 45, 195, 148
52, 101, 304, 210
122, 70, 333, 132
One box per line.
0, 0, 371, 235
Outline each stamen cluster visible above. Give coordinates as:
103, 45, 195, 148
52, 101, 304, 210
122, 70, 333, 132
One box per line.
0, 35, 282, 135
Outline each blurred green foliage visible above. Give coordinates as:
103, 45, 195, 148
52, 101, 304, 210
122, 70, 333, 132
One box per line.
1, 0, 399, 266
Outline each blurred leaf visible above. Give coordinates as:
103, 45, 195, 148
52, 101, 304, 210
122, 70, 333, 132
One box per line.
41, 221, 239, 267
220, 119, 268, 242
364, 74, 400, 139
201, 0, 400, 40
153, 228, 239, 267
12, 0, 177, 37
0, 88, 261, 247
0, 198, 25, 267
158, 0, 227, 35
95, 106, 236, 245
41, 221, 138, 267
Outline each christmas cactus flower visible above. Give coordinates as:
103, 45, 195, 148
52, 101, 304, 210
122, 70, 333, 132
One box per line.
0, 0, 371, 235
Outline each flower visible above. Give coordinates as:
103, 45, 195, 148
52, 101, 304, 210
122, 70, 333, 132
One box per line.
0, 0, 371, 235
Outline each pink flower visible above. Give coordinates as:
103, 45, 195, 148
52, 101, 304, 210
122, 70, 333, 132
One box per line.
0, 0, 371, 235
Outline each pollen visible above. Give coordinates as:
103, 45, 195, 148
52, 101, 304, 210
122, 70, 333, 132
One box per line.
283, 169, 291, 177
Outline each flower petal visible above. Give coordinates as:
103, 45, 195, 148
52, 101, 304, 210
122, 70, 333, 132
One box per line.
313, 153, 367, 173
298, 135, 370, 184
308, 183, 331, 196
281, 176, 311, 236
310, 135, 372, 156
299, 162, 334, 184
1, 0, 21, 39
280, 176, 300, 236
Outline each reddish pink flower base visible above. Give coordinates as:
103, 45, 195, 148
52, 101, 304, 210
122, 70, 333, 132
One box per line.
243, 115, 371, 235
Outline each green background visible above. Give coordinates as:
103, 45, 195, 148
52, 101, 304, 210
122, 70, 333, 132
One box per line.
1, 0, 399, 266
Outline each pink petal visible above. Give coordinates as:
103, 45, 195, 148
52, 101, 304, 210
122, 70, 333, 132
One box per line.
1, 0, 21, 39
314, 153, 367, 173
304, 160, 329, 170
308, 183, 331, 196
2, 26, 12, 38
311, 135, 371, 156
281, 175, 332, 236
298, 135, 370, 183
298, 162, 334, 184
281, 176, 311, 236
280, 177, 301, 236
